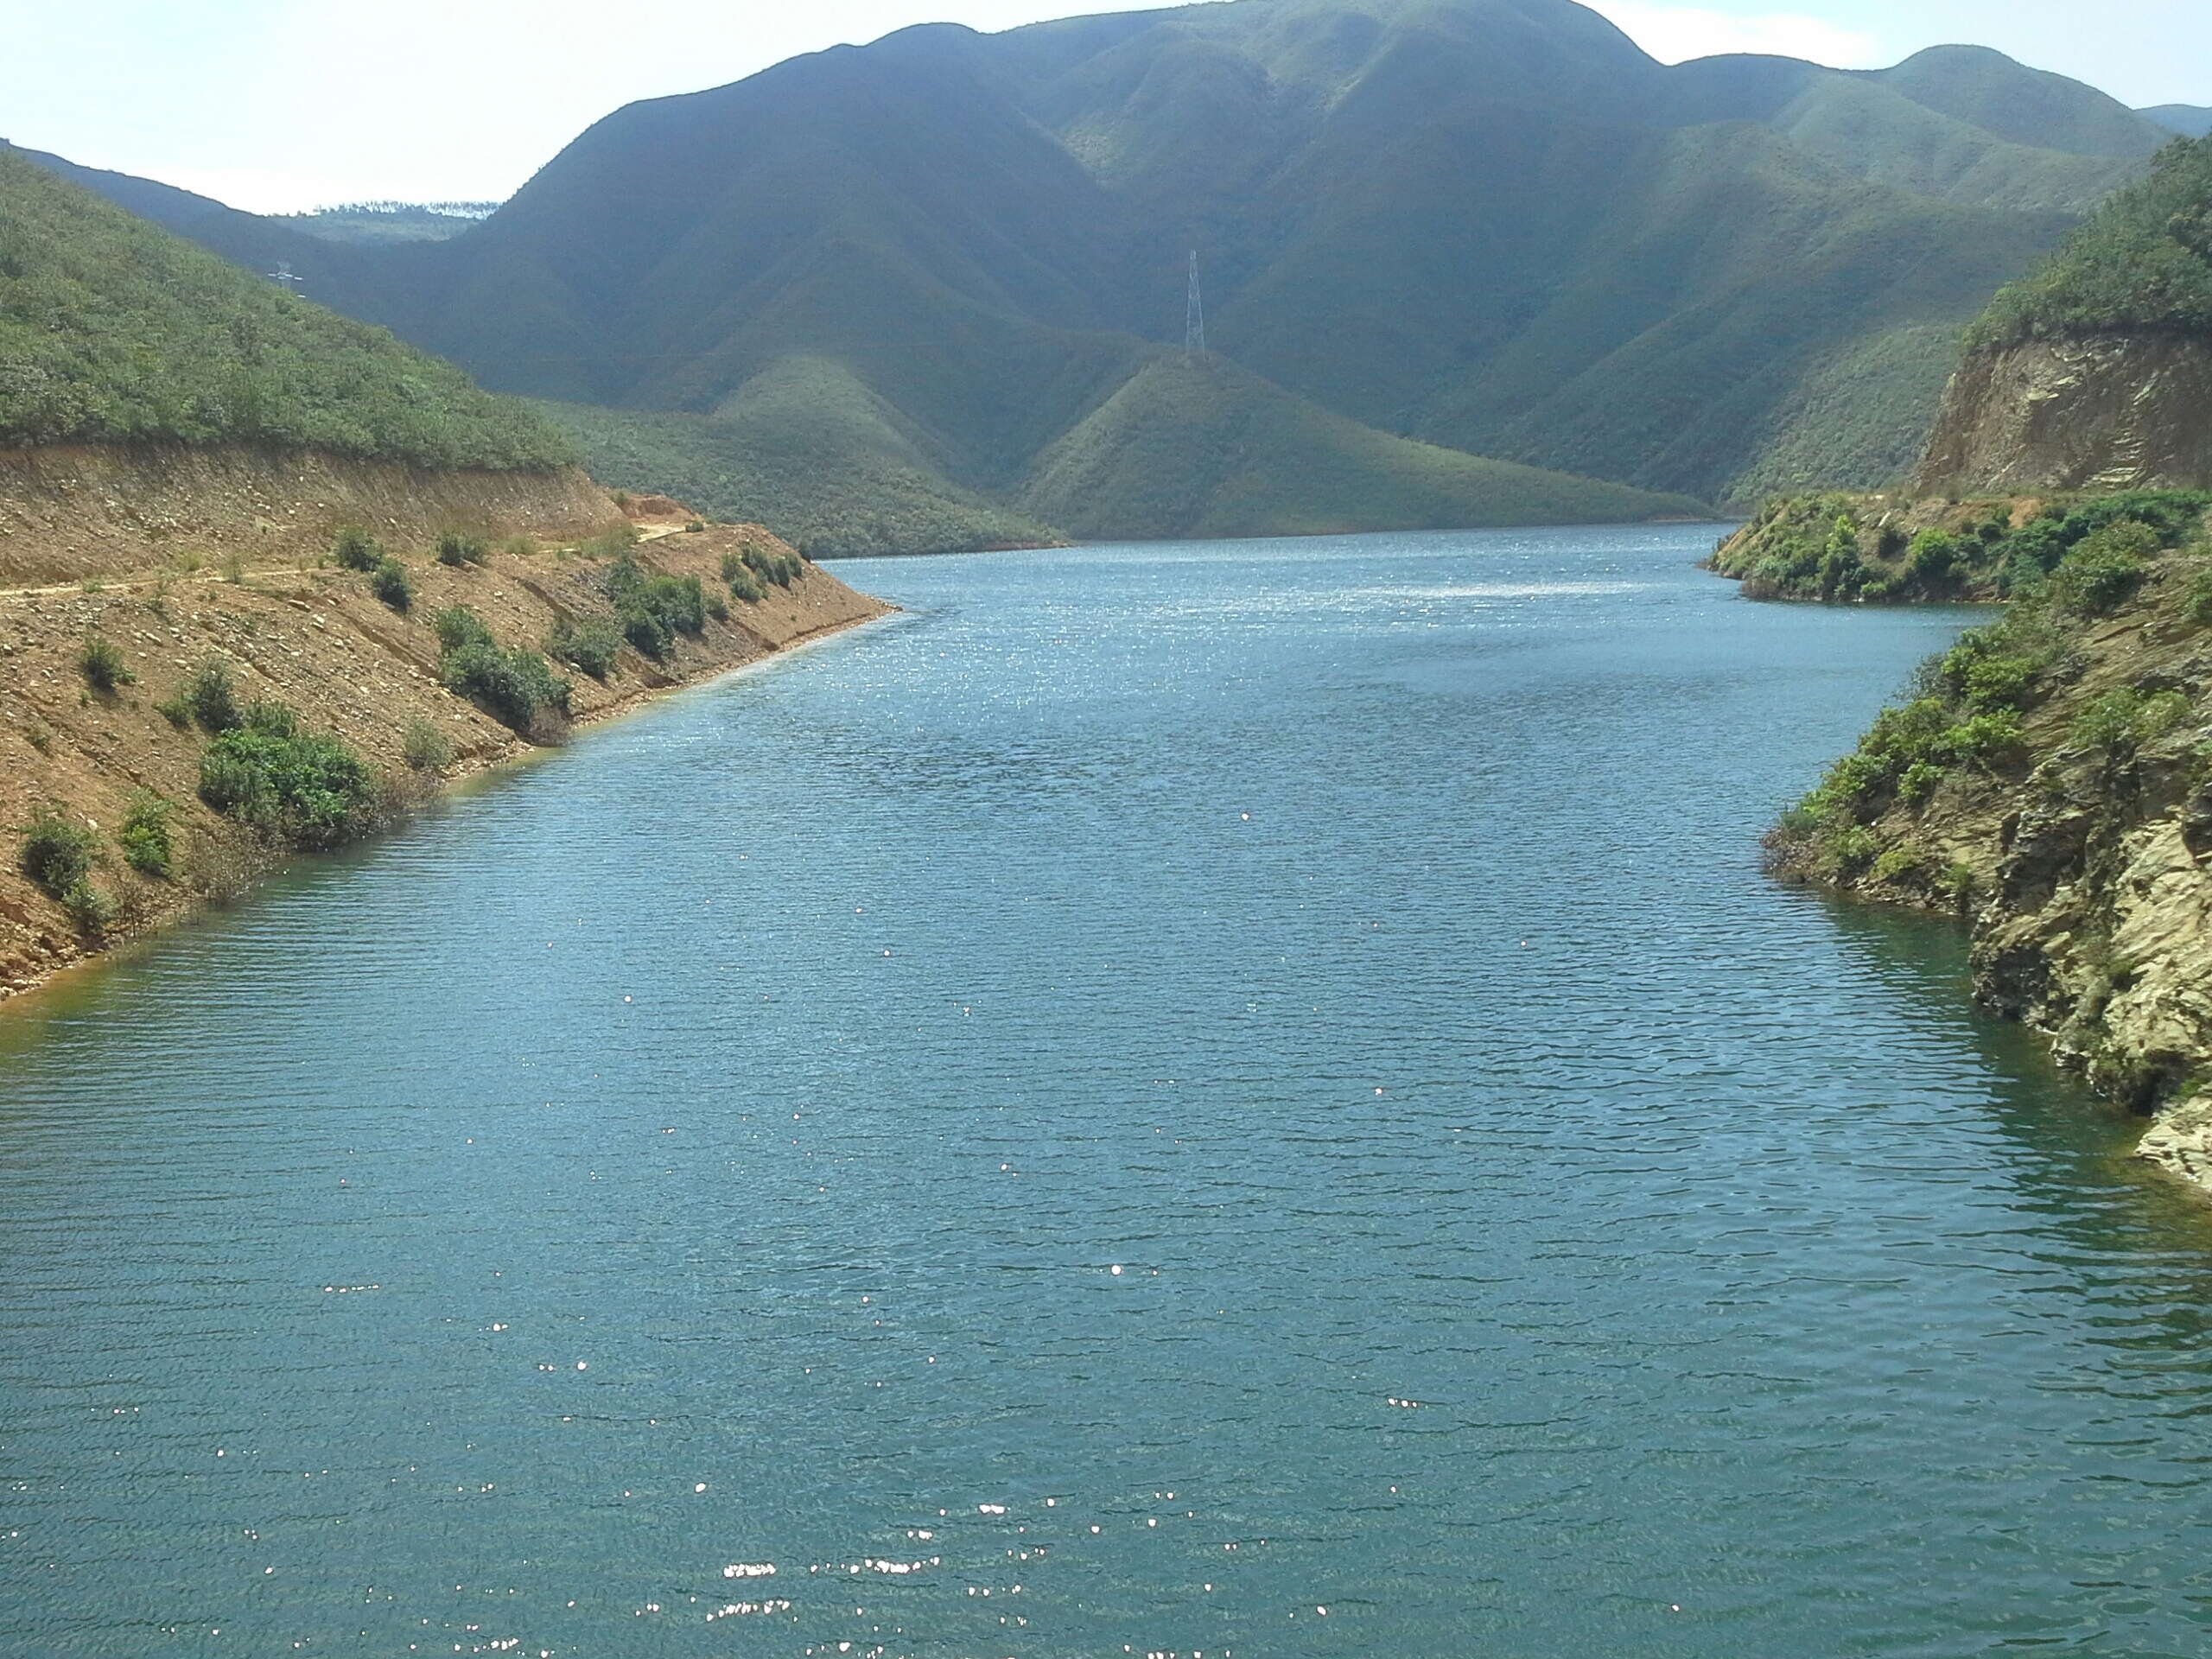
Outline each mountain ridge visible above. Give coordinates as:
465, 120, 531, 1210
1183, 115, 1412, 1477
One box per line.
22, 0, 2188, 544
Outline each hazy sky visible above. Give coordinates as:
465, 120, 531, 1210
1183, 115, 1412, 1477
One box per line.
1, 0, 2203, 213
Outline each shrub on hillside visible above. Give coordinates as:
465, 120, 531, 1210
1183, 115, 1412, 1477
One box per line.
19, 807, 95, 896
2070, 688, 2190, 753
2049, 521, 2157, 615
181, 658, 243, 732
370, 556, 413, 611
79, 635, 134, 691
198, 704, 376, 849
606, 555, 705, 661
550, 617, 621, 680
435, 605, 571, 734
434, 605, 495, 654
402, 720, 453, 771
334, 526, 382, 572
118, 792, 175, 878
436, 531, 489, 567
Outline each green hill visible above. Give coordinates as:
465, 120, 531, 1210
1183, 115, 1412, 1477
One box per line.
0, 148, 569, 468
1021, 355, 1703, 538
537, 358, 1058, 556
1967, 134, 2212, 347
46, 0, 2191, 525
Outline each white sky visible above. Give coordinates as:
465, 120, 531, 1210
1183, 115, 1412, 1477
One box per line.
0, 0, 2202, 214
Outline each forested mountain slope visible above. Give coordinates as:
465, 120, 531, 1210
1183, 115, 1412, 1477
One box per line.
33, 0, 2185, 543
0, 149, 569, 468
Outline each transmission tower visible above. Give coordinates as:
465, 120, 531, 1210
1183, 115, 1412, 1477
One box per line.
1184, 251, 1206, 365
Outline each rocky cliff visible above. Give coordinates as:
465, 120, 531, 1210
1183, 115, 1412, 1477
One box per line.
1913, 334, 2212, 494
1760, 505, 2212, 1195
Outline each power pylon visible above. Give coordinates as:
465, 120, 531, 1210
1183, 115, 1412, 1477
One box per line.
1184, 251, 1206, 365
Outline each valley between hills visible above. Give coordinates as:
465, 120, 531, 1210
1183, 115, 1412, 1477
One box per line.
5, 0, 2212, 1196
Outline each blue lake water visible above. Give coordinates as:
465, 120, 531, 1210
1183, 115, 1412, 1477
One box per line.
4, 527, 2212, 1659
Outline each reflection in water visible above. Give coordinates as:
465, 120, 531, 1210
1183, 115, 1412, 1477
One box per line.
2, 525, 2209, 1657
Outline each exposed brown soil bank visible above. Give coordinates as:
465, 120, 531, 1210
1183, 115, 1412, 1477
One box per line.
1915, 336, 2212, 495
0, 524, 891, 1001
0, 442, 627, 584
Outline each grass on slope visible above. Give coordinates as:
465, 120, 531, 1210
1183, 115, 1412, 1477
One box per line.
1968, 135, 2212, 346
1020, 356, 1707, 541
535, 357, 1058, 557
0, 149, 570, 468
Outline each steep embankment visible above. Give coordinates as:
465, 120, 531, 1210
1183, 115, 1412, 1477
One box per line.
0, 444, 620, 584
1916, 134, 2212, 494
1756, 498, 2212, 1192
0, 520, 890, 1001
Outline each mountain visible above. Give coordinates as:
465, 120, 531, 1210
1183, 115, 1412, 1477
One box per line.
2145, 105, 2212, 139
1019, 354, 1703, 538
30, 0, 2187, 541
0, 146, 569, 467
1916, 135, 2212, 493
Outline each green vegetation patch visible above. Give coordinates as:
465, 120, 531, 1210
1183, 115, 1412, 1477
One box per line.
118, 792, 174, 878
603, 554, 705, 662
1718, 490, 2210, 603
19, 806, 94, 897
1767, 487, 2212, 894
549, 617, 621, 681
0, 151, 574, 467
79, 634, 133, 691
198, 702, 376, 849
369, 557, 412, 612
1970, 135, 2212, 346
435, 605, 570, 735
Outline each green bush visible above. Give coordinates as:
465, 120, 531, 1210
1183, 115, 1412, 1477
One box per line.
606, 555, 706, 661
725, 564, 765, 604
402, 719, 453, 771
198, 706, 376, 849
179, 658, 242, 732
333, 526, 382, 572
736, 544, 804, 588
434, 604, 495, 654
2070, 688, 2190, 753
1941, 711, 2026, 768
2187, 566, 2212, 627
118, 792, 173, 877
442, 643, 572, 734
79, 634, 135, 691
20, 807, 94, 896
370, 556, 412, 612
2048, 521, 2158, 615
60, 877, 116, 935
550, 617, 622, 680
435, 531, 489, 568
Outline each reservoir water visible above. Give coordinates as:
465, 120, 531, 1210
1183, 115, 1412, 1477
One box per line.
4, 527, 2212, 1658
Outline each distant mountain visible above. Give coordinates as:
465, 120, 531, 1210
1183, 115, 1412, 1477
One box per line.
26, 0, 2186, 544
272, 203, 502, 246
2144, 105, 2212, 139
0, 147, 569, 467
